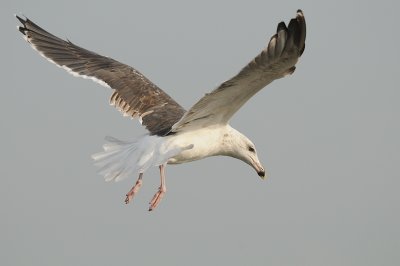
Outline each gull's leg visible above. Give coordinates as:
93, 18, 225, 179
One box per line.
149, 164, 166, 211
125, 173, 143, 204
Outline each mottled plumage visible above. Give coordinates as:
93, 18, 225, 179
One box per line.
171, 12, 305, 133
16, 10, 306, 211
16, 16, 185, 136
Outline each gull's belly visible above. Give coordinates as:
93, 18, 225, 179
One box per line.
166, 127, 225, 164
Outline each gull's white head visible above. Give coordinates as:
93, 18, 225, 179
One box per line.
222, 127, 266, 179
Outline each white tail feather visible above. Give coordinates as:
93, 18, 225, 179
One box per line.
92, 135, 190, 182
92, 135, 156, 182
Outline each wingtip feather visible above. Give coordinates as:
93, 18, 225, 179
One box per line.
295, 9, 306, 56
16, 14, 28, 35
277, 21, 287, 32
15, 14, 26, 25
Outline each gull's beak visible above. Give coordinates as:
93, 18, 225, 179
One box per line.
250, 157, 266, 180
258, 169, 266, 179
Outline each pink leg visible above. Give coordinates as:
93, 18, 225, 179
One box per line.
125, 173, 143, 204
149, 165, 166, 211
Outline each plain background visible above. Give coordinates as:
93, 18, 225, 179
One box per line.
2, 0, 399, 265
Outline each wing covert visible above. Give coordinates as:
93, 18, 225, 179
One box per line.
16, 16, 185, 136
171, 10, 306, 133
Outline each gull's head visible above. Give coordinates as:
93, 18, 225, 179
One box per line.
224, 128, 266, 179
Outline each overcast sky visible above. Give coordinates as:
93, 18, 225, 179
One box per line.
2, 0, 399, 265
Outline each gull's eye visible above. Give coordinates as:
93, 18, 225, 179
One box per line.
248, 146, 255, 153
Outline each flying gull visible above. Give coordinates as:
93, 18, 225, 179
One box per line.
16, 10, 306, 211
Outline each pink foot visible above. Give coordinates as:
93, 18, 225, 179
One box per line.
149, 186, 166, 211
125, 174, 143, 204
148, 165, 167, 211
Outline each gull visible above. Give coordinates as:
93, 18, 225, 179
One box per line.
16, 10, 306, 211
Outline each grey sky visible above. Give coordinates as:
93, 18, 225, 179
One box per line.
2, 0, 399, 265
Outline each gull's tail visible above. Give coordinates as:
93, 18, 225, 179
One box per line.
91, 136, 144, 182
91, 135, 189, 182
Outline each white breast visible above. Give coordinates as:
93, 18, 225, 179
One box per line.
165, 125, 228, 164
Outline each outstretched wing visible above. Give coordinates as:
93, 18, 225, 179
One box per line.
16, 16, 185, 136
171, 10, 306, 133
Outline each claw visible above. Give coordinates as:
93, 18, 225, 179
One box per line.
149, 186, 166, 211
148, 164, 167, 211
124, 173, 143, 204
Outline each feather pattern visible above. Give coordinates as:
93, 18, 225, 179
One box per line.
16, 15, 185, 136
171, 10, 306, 133
16, 10, 305, 136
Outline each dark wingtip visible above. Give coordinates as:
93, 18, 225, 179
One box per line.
277, 21, 287, 33
17, 26, 26, 35
286, 9, 306, 56
15, 14, 26, 25
16, 14, 28, 35
295, 9, 306, 55
288, 18, 300, 44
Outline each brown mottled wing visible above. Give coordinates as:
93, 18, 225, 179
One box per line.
171, 10, 306, 133
16, 16, 185, 136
